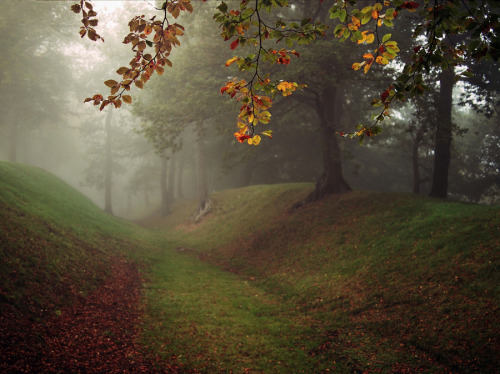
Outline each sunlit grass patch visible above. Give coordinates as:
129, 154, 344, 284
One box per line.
140, 247, 317, 373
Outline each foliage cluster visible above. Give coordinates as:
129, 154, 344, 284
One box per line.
73, 0, 499, 144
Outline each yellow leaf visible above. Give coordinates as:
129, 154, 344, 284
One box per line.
364, 62, 372, 74
376, 55, 389, 65
251, 135, 261, 146
377, 19, 383, 27
352, 62, 362, 70
366, 33, 375, 44
225, 56, 238, 67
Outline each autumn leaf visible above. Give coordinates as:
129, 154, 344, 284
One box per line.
375, 55, 389, 65
364, 61, 373, 74
225, 56, 239, 67
116, 66, 129, 75
401, 1, 420, 11
230, 38, 240, 50
122, 95, 132, 104
104, 80, 118, 88
248, 134, 261, 145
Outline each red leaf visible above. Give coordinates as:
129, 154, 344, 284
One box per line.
230, 38, 239, 50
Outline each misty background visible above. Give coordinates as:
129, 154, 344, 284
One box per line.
1, 0, 498, 219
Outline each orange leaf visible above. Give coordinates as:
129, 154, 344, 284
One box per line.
363, 53, 374, 59
225, 56, 238, 67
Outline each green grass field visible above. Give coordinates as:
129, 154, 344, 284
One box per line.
1, 161, 498, 372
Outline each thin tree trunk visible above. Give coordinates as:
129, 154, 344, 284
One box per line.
104, 110, 113, 215
297, 86, 351, 208
167, 153, 176, 203
192, 129, 210, 222
9, 123, 17, 163
160, 154, 170, 217
429, 69, 455, 198
412, 124, 425, 194
176, 155, 185, 199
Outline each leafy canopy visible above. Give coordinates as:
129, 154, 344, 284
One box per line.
72, 0, 500, 144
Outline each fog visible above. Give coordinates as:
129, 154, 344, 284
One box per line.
1, 0, 498, 219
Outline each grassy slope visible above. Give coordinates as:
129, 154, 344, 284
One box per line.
0, 161, 142, 318
1, 162, 498, 372
143, 184, 499, 373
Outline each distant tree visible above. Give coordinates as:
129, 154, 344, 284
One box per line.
0, 1, 71, 162
80, 109, 131, 214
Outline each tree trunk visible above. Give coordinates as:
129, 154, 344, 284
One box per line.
429, 69, 455, 199
297, 86, 351, 207
192, 130, 210, 223
412, 123, 425, 194
167, 153, 176, 203
176, 155, 185, 199
9, 123, 17, 163
160, 154, 170, 217
104, 110, 113, 215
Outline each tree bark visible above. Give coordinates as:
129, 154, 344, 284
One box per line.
297, 86, 351, 207
104, 110, 113, 215
429, 69, 455, 199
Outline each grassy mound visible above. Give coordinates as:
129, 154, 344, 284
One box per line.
143, 184, 499, 373
0, 161, 137, 319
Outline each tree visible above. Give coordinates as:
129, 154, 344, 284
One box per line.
70, 0, 499, 204
0, 1, 72, 162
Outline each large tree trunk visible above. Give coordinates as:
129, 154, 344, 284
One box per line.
429, 69, 455, 198
297, 86, 351, 207
160, 154, 170, 217
104, 110, 113, 215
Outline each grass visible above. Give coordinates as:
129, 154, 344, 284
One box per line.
142, 186, 499, 373
0, 161, 148, 319
1, 162, 498, 372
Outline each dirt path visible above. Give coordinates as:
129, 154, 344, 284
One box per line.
1, 257, 186, 373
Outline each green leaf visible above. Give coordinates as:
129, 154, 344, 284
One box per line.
382, 33, 392, 43
217, 2, 228, 13
340, 9, 347, 23
330, 10, 340, 19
